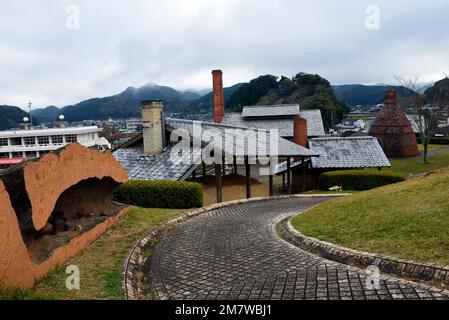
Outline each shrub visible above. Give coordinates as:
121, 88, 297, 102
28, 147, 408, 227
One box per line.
415, 134, 449, 145
427, 137, 449, 145
113, 180, 203, 209
319, 170, 405, 191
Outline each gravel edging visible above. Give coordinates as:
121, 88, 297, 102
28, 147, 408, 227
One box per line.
282, 213, 449, 288
121, 194, 348, 300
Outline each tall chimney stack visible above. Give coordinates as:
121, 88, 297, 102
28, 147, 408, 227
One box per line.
293, 115, 308, 147
141, 100, 164, 155
385, 90, 397, 107
212, 70, 224, 123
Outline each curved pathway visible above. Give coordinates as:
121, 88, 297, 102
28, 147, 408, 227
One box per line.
147, 197, 449, 300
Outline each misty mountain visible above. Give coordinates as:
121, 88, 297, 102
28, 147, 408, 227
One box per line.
59, 84, 205, 122
4, 80, 429, 128
333, 84, 418, 107
423, 77, 449, 104
0, 105, 30, 130
31, 106, 61, 122
195, 83, 243, 113
28, 83, 242, 122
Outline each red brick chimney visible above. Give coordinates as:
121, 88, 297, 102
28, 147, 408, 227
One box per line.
385, 90, 397, 107
293, 115, 308, 147
212, 70, 224, 123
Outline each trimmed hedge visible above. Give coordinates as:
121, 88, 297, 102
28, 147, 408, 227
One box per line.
424, 137, 449, 145
319, 170, 405, 191
415, 134, 449, 145
113, 180, 203, 209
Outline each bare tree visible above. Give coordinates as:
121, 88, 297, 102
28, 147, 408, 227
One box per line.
395, 75, 449, 163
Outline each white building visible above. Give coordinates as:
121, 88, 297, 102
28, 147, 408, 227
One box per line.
126, 118, 142, 132
0, 126, 111, 160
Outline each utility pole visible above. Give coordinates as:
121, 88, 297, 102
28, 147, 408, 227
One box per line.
28, 101, 33, 127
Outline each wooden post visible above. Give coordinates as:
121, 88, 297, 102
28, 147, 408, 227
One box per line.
192, 168, 196, 180
269, 174, 274, 196
287, 157, 292, 194
215, 163, 222, 203
233, 156, 237, 174
202, 162, 206, 177
301, 157, 306, 193
222, 154, 226, 176
245, 156, 251, 199
269, 157, 274, 196
282, 173, 285, 189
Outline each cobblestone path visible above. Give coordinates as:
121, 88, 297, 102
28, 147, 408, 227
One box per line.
148, 197, 449, 300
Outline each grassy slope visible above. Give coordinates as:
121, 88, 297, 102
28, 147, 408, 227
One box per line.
0, 207, 185, 300
384, 153, 449, 177
292, 166, 449, 265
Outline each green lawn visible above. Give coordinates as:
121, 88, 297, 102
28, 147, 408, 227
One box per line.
361, 145, 449, 178
292, 165, 449, 266
0, 207, 186, 300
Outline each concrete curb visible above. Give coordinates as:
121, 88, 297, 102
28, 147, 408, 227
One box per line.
121, 194, 347, 300
282, 213, 449, 287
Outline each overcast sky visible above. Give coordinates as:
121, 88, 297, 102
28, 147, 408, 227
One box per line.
1, 0, 449, 109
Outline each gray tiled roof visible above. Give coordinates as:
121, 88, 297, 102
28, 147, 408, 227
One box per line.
166, 118, 319, 158
242, 104, 300, 117
113, 144, 201, 181
301, 110, 326, 137
114, 118, 320, 181
308, 136, 390, 169
221, 109, 325, 137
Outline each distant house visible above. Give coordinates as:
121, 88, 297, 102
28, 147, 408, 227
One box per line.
433, 125, 449, 137
109, 132, 139, 150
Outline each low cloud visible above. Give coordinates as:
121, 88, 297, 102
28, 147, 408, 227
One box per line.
0, 0, 448, 109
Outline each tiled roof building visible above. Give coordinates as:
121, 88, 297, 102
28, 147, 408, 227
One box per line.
222, 107, 325, 137
309, 136, 390, 169
114, 117, 319, 181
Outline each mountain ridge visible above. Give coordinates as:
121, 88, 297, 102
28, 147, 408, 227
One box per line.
28, 83, 242, 122
332, 84, 418, 107
2, 79, 442, 130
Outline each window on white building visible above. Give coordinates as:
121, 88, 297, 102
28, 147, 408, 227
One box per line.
25, 151, 37, 159
10, 138, 21, 146
0, 138, 8, 146
65, 134, 77, 143
51, 135, 64, 144
24, 137, 36, 145
12, 152, 23, 158
0, 153, 9, 158
37, 136, 50, 145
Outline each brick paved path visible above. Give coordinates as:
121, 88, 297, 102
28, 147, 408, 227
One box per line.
148, 197, 449, 300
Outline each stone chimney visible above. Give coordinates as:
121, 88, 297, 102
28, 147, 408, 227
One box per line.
212, 70, 224, 123
293, 115, 308, 147
141, 100, 164, 155
385, 90, 397, 107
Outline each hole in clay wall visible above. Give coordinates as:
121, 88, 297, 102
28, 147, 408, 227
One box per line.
23, 177, 125, 264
